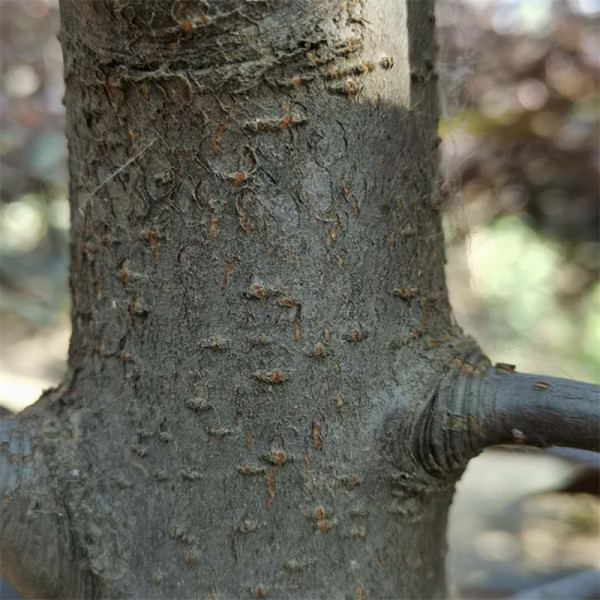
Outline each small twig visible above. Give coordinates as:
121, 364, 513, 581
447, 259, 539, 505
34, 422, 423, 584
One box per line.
417, 356, 599, 476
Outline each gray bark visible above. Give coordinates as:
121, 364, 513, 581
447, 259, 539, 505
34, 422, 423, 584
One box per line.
0, 1, 597, 598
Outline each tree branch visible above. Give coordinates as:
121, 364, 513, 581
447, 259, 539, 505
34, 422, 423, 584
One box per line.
419, 355, 599, 476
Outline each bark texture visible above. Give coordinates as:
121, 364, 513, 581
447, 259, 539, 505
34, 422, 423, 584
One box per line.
4, 1, 457, 597
1, 1, 597, 599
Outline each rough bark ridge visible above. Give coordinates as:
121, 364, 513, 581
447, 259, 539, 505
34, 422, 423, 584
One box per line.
1, 1, 597, 599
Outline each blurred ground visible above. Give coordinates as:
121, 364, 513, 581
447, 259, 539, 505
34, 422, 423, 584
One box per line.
0, 0, 598, 598
448, 449, 599, 598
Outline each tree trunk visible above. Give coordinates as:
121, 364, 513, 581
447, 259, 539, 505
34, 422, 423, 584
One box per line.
1, 1, 597, 598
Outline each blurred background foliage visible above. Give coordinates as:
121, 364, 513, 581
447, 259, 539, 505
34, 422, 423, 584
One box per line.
1, 0, 69, 410
0, 0, 598, 598
438, 0, 599, 385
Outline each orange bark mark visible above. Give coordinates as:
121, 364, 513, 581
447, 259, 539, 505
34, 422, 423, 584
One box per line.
252, 284, 265, 300
210, 124, 227, 155
311, 422, 322, 450
180, 19, 194, 32
346, 81, 356, 100
330, 219, 339, 244
208, 337, 225, 352
350, 328, 362, 344
253, 370, 286, 385
279, 298, 297, 308
294, 306, 302, 341
147, 229, 159, 264
280, 114, 292, 130
208, 214, 219, 241
323, 326, 330, 343
267, 467, 276, 510
394, 287, 420, 298
140, 81, 151, 99
270, 452, 285, 466
93, 269, 101, 299
342, 183, 360, 217
105, 77, 123, 106
245, 433, 253, 451
222, 263, 234, 291
187, 547, 196, 568
302, 453, 312, 503
257, 587, 265, 599
309, 344, 325, 358
232, 172, 246, 186
357, 588, 364, 599
83, 208, 91, 236
315, 507, 334, 533
304, 451, 312, 471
